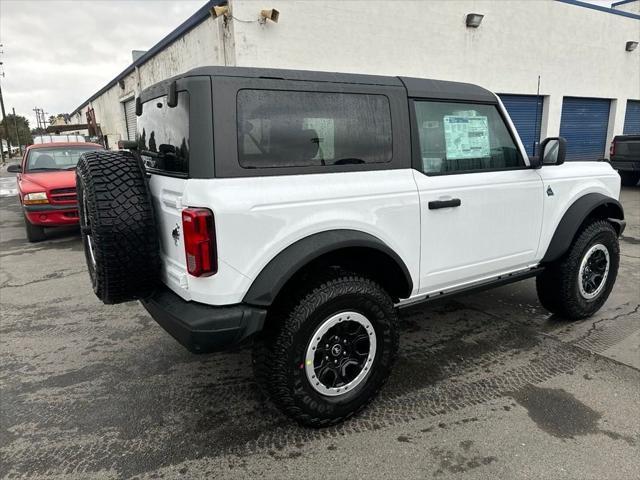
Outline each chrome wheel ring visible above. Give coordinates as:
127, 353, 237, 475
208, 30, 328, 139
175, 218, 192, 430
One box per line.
578, 244, 610, 300
305, 311, 377, 397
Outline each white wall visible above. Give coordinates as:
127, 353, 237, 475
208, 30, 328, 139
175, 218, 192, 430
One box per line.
613, 1, 640, 14
229, 0, 640, 154
137, 17, 224, 90
78, 0, 640, 157
75, 16, 224, 147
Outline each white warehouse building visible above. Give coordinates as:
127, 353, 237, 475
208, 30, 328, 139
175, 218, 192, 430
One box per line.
70, 0, 640, 160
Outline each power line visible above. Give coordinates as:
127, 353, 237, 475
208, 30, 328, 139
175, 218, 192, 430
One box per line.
32, 107, 50, 131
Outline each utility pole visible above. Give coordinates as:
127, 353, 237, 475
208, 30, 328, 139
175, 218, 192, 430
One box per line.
33, 107, 41, 130
0, 62, 11, 157
0, 124, 4, 163
0, 46, 7, 161
32, 107, 49, 132
12, 107, 22, 155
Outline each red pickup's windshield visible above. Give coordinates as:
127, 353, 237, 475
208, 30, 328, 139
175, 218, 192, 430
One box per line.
25, 146, 102, 172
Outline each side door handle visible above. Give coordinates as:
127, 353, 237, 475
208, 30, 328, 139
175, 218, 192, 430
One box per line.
428, 198, 462, 210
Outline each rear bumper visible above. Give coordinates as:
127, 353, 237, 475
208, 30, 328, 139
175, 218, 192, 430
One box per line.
24, 204, 79, 226
610, 160, 640, 172
140, 286, 267, 354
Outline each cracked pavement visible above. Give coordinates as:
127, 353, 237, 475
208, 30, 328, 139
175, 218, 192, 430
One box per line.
1, 165, 639, 479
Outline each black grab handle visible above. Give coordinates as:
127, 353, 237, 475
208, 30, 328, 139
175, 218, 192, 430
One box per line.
428, 198, 462, 210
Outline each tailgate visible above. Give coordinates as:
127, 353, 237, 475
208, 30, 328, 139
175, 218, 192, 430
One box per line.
148, 175, 190, 298
136, 88, 192, 299
614, 136, 640, 160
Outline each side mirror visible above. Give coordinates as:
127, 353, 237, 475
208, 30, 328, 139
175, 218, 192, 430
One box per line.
539, 137, 567, 166
7, 164, 21, 173
529, 155, 541, 169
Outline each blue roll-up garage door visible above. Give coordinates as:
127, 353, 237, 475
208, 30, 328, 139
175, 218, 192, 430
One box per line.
623, 100, 640, 134
560, 97, 611, 161
499, 94, 543, 156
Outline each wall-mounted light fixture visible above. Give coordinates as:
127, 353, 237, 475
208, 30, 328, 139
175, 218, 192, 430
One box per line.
626, 41, 638, 52
260, 9, 279, 23
466, 13, 484, 28
210, 5, 229, 19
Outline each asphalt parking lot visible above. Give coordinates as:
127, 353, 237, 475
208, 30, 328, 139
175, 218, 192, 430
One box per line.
0, 166, 639, 480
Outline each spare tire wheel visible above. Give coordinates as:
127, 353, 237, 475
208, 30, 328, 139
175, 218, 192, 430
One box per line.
76, 150, 160, 304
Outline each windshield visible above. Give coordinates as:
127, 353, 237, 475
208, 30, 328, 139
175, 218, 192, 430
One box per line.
25, 146, 102, 172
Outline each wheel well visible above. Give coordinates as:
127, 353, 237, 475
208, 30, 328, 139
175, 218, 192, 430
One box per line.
584, 201, 624, 235
542, 194, 624, 263
270, 246, 411, 309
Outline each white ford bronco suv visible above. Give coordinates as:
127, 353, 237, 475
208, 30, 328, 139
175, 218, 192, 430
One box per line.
76, 67, 625, 427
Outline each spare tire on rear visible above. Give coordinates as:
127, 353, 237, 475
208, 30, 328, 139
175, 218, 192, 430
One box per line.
76, 150, 160, 304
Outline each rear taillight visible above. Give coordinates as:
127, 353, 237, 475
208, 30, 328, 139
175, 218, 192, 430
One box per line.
182, 208, 217, 277
610, 140, 616, 157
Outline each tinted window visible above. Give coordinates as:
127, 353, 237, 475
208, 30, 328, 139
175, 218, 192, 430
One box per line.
137, 92, 189, 174
26, 146, 102, 172
414, 101, 523, 174
237, 90, 392, 169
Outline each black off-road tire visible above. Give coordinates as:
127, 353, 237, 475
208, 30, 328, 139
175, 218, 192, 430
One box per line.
24, 215, 46, 242
535, 269, 562, 315
536, 220, 619, 320
76, 150, 160, 304
252, 273, 399, 427
619, 171, 640, 187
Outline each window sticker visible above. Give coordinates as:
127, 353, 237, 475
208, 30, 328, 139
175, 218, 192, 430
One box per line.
443, 115, 490, 160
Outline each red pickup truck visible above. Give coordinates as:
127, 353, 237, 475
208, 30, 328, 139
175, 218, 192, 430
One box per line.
7, 142, 104, 242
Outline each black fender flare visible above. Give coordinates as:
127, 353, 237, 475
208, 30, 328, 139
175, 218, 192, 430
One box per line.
242, 229, 413, 307
542, 193, 624, 263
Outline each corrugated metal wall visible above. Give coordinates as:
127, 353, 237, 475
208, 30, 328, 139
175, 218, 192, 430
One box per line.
623, 100, 640, 134
560, 97, 611, 160
123, 99, 137, 141
499, 95, 543, 156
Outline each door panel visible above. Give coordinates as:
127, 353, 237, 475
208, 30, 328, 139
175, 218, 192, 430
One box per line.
410, 98, 544, 293
414, 168, 543, 293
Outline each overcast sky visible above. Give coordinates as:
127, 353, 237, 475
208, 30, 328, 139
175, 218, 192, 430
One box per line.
0, 0, 203, 127
0, 0, 615, 129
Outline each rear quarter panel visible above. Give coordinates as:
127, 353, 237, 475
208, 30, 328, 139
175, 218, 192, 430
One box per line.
182, 169, 420, 305
536, 161, 621, 260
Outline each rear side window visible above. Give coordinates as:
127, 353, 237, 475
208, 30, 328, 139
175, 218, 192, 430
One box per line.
414, 101, 523, 174
237, 90, 392, 169
137, 92, 190, 175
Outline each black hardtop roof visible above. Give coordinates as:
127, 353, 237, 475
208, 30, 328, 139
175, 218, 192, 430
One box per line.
179, 66, 497, 103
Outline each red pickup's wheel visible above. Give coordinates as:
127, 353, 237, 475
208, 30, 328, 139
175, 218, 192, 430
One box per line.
76, 150, 160, 304
24, 215, 46, 243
